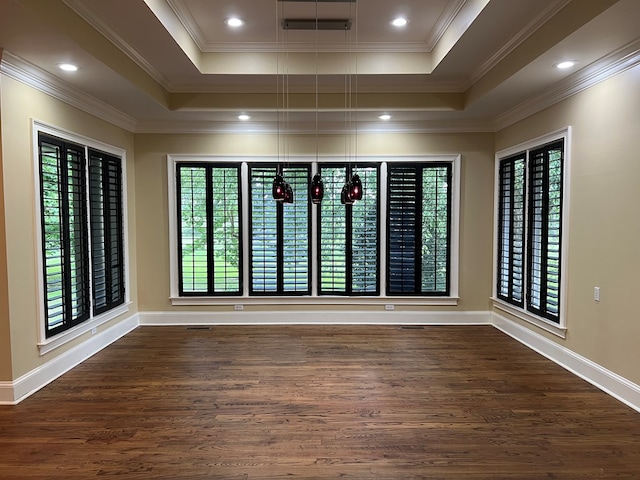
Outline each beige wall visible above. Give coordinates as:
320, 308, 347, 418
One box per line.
0, 64, 14, 382
495, 65, 640, 385
134, 131, 495, 313
0, 76, 138, 380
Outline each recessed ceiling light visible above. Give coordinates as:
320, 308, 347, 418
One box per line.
58, 63, 78, 72
379, 114, 392, 121
225, 17, 244, 28
391, 17, 408, 27
555, 60, 577, 70
238, 114, 251, 121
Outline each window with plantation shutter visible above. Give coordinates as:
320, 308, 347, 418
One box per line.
497, 154, 526, 307
496, 136, 565, 326
176, 163, 242, 295
38, 132, 126, 339
250, 164, 310, 295
89, 150, 125, 314
168, 155, 459, 304
527, 141, 563, 321
387, 163, 451, 295
318, 164, 379, 295
39, 136, 90, 336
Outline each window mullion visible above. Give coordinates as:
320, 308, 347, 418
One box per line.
205, 166, 215, 295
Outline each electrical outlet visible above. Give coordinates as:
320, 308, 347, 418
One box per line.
91, 327, 97, 335
385, 304, 395, 311
594, 287, 600, 302
234, 304, 244, 311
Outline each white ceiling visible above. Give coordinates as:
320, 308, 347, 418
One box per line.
0, 0, 638, 134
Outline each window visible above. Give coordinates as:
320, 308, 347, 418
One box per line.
497, 154, 526, 307
38, 131, 126, 339
168, 155, 459, 304
89, 149, 125, 314
387, 163, 452, 295
250, 164, 310, 295
176, 163, 242, 295
496, 135, 567, 326
318, 164, 379, 295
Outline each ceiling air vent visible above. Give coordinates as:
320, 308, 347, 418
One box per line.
281, 19, 351, 30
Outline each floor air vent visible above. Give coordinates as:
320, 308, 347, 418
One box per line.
186, 326, 211, 330
400, 325, 425, 330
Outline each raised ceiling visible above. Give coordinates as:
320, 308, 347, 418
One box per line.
0, 0, 638, 133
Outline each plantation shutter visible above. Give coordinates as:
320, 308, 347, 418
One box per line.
421, 164, 451, 294
318, 166, 348, 293
282, 167, 311, 293
39, 134, 90, 337
387, 166, 419, 294
250, 165, 310, 294
177, 164, 242, 295
387, 163, 451, 295
89, 150, 125, 314
527, 141, 563, 322
318, 164, 379, 295
497, 154, 526, 306
350, 166, 379, 293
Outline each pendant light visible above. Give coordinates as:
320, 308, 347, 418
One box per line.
341, 180, 354, 205
309, 2, 324, 205
349, 173, 363, 201
272, 171, 286, 202
341, 0, 362, 205
283, 181, 294, 203
310, 173, 324, 204
273, 0, 293, 203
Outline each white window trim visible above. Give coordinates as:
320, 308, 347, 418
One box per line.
167, 154, 460, 306
492, 127, 571, 337
32, 120, 131, 354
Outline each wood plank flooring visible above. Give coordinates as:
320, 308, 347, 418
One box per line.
1, 325, 640, 479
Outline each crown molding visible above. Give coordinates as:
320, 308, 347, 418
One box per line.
425, 0, 467, 53
62, 0, 174, 91
468, 0, 571, 89
0, 52, 137, 133
494, 39, 640, 131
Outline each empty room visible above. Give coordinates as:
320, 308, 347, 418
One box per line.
1, 0, 639, 478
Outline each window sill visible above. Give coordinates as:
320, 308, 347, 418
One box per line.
492, 298, 566, 338
170, 296, 459, 307
38, 302, 132, 355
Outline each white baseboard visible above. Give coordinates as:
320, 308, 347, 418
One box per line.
0, 314, 139, 405
492, 311, 640, 414
138, 310, 492, 326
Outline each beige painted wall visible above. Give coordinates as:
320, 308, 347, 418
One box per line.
134, 131, 495, 313
0, 65, 14, 382
0, 76, 138, 380
495, 65, 640, 385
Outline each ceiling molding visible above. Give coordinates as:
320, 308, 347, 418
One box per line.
467, 0, 571, 89
424, 0, 467, 53
165, 0, 208, 52
494, 39, 640, 131
0, 52, 137, 133
62, 0, 174, 91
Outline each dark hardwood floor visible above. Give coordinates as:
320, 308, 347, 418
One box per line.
1, 325, 639, 479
